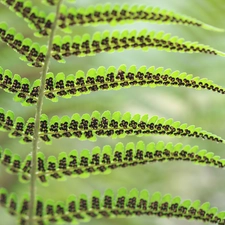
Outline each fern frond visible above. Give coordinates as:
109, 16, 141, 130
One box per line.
0, 0, 49, 36
58, 4, 224, 33
1, 141, 225, 184
0, 0, 61, 37
23, 140, 225, 183
1, 22, 224, 67
0, 109, 224, 143
2, 1, 222, 37
0, 188, 29, 223
1, 1, 224, 225
0, 66, 39, 105
1, 65, 225, 106
0, 147, 31, 182
0, 22, 46, 67
1, 187, 225, 224
52, 30, 225, 61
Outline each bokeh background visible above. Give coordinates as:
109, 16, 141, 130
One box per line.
0, 0, 225, 224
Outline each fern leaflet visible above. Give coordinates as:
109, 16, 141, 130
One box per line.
1, 1, 223, 36
58, 4, 224, 32
1, 0, 223, 36
1, 187, 225, 224
1, 22, 224, 68
1, 65, 225, 106
1, 141, 225, 185
0, 109, 224, 143
52, 30, 225, 61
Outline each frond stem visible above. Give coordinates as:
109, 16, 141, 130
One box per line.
28, 0, 63, 224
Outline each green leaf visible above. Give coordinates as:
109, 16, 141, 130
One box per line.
7, 192, 17, 215
18, 193, 29, 216
19, 153, 31, 183
177, 199, 191, 216
37, 152, 48, 184
198, 202, 211, 218
150, 192, 161, 212
160, 194, 172, 212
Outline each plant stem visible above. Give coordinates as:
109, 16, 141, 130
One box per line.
28, 1, 63, 224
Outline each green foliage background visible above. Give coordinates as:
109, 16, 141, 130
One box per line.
0, 0, 224, 224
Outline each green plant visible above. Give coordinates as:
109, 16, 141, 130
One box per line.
0, 0, 225, 225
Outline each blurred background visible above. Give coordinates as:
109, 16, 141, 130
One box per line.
0, 0, 225, 224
